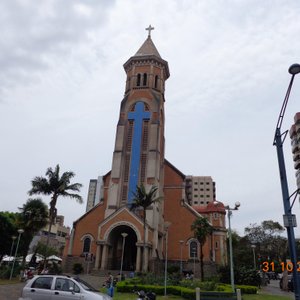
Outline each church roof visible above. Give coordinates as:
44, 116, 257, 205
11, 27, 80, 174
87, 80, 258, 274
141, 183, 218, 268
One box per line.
123, 33, 169, 79
193, 201, 226, 214
134, 36, 161, 58
164, 159, 185, 179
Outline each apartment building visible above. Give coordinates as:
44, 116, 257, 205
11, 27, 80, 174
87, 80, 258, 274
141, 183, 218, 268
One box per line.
185, 176, 216, 206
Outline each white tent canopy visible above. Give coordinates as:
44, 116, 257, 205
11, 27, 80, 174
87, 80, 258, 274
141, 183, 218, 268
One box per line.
2, 255, 14, 262
47, 255, 62, 261
25, 253, 44, 263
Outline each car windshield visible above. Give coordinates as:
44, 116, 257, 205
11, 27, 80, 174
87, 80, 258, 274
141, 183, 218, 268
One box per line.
74, 277, 98, 291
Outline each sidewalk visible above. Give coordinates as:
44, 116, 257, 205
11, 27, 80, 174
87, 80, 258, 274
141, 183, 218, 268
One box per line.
0, 281, 26, 300
260, 280, 293, 299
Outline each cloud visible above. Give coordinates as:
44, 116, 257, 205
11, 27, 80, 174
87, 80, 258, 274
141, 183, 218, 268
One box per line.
0, 0, 115, 96
1, 0, 300, 235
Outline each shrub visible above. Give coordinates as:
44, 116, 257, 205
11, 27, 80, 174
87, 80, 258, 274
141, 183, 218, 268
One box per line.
218, 265, 260, 287
168, 265, 180, 273
180, 279, 217, 291
117, 277, 257, 298
216, 283, 257, 294
0, 264, 21, 279
236, 284, 257, 294
72, 263, 83, 275
116, 282, 164, 294
49, 262, 62, 274
215, 284, 232, 292
0, 266, 12, 279
180, 287, 195, 300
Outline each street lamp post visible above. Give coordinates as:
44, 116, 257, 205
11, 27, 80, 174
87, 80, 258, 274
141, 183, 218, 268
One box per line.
273, 63, 300, 300
120, 232, 128, 280
9, 236, 17, 266
9, 229, 24, 280
179, 240, 184, 275
164, 222, 171, 296
225, 202, 240, 293
251, 245, 256, 270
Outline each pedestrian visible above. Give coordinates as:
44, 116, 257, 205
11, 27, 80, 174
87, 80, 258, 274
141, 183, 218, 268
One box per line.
106, 272, 114, 297
27, 268, 33, 280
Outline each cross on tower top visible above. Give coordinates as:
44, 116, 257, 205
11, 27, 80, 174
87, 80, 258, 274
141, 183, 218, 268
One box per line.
145, 24, 154, 37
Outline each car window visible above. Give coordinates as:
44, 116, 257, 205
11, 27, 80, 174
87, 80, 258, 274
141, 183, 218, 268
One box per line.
73, 281, 80, 293
31, 276, 53, 289
55, 278, 80, 293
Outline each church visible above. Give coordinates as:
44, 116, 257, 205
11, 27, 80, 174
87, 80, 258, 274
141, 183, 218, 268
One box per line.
63, 27, 227, 276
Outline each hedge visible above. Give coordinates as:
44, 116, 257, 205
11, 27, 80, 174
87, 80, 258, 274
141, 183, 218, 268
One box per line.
116, 281, 257, 298
236, 285, 257, 294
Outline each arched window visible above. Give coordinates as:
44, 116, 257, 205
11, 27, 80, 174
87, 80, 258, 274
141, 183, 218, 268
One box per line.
143, 73, 147, 86
83, 237, 91, 253
137, 74, 141, 86
215, 241, 219, 249
154, 75, 159, 88
189, 240, 198, 258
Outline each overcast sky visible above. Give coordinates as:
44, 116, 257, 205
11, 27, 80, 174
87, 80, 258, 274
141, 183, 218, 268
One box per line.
1, 0, 300, 236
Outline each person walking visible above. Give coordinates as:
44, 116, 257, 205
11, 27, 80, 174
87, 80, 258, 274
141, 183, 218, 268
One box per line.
106, 272, 114, 297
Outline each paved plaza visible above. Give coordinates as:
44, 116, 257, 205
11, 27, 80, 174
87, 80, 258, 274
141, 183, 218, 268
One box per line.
0, 282, 26, 300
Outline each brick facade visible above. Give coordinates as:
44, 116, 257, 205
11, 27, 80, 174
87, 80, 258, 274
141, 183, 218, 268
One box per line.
63, 33, 227, 277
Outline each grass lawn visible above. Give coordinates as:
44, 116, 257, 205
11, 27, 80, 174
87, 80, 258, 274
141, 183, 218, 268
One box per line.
100, 286, 293, 300
243, 294, 291, 300
103, 291, 292, 300
111, 293, 292, 300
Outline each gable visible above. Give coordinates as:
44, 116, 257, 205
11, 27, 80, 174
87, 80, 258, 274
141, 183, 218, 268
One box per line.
164, 159, 185, 186
98, 206, 152, 242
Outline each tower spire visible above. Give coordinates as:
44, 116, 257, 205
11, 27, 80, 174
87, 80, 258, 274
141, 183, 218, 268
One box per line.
145, 24, 154, 37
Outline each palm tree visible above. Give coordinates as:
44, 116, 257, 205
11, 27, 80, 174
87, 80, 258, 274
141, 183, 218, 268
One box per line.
28, 165, 83, 252
191, 216, 213, 281
130, 184, 161, 272
18, 198, 49, 264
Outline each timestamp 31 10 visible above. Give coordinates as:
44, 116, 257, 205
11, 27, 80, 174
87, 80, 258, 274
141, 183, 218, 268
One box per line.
262, 261, 300, 272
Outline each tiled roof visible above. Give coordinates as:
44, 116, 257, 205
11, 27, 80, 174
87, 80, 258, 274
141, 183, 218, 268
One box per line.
193, 201, 226, 214
134, 36, 161, 58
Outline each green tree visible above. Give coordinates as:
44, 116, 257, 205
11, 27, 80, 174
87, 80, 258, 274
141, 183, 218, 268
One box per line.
0, 212, 18, 261
191, 216, 213, 281
18, 198, 49, 263
130, 184, 161, 272
32, 241, 58, 260
28, 165, 83, 252
244, 220, 287, 267
230, 231, 253, 269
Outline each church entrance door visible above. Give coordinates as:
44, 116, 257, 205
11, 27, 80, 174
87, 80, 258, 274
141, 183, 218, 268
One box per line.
107, 225, 137, 272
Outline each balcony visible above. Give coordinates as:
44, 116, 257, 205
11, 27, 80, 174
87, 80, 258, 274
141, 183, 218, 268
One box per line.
293, 150, 300, 161
292, 140, 299, 153
294, 160, 300, 170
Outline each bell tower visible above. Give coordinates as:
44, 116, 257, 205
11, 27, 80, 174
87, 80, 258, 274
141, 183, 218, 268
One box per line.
105, 26, 170, 231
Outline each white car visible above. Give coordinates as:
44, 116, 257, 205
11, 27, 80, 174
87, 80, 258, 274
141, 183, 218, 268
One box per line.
20, 274, 112, 300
